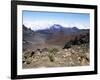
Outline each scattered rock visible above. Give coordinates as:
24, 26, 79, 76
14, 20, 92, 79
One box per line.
23, 44, 89, 68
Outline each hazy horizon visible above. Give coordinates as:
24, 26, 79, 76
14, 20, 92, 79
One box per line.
23, 11, 90, 31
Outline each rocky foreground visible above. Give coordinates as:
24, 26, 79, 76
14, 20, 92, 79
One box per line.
22, 43, 89, 69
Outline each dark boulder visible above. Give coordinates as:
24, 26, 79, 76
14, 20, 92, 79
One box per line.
30, 51, 35, 57
36, 49, 42, 53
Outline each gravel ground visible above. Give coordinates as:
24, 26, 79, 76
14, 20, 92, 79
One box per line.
22, 43, 89, 69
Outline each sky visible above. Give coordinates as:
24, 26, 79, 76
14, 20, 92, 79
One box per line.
23, 10, 90, 31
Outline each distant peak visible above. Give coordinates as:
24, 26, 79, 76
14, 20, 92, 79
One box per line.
72, 27, 79, 30
53, 24, 63, 27
50, 24, 63, 29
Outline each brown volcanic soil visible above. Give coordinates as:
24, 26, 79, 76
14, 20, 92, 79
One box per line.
22, 43, 89, 69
